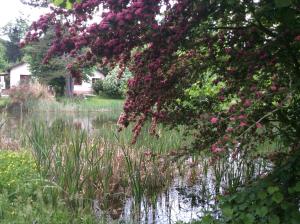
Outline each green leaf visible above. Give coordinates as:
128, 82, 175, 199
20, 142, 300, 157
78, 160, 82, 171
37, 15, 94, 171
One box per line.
258, 191, 267, 200
227, 0, 236, 5
274, 0, 292, 8
293, 181, 300, 192
222, 206, 234, 217
201, 215, 215, 224
52, 0, 64, 6
272, 192, 283, 203
256, 206, 268, 217
66, 0, 73, 9
242, 214, 255, 224
269, 215, 280, 224
267, 186, 279, 194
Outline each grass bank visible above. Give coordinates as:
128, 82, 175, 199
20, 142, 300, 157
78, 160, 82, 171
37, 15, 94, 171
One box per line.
26, 96, 124, 112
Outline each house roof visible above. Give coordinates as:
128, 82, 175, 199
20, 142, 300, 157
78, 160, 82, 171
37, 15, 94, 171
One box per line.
7, 62, 26, 71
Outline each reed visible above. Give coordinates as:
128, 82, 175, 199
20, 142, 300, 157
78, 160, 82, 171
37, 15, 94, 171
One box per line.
27, 120, 179, 220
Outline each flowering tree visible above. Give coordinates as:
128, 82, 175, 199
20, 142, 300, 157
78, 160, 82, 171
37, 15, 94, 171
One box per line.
24, 0, 300, 152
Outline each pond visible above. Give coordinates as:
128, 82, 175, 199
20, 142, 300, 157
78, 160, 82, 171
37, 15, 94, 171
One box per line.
0, 108, 271, 224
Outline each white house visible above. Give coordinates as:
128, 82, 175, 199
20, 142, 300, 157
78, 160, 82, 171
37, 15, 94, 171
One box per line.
0, 73, 6, 91
73, 70, 105, 95
8, 62, 104, 95
9, 62, 32, 87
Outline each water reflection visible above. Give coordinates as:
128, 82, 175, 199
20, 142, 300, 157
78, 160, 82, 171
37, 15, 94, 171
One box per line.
1, 110, 119, 139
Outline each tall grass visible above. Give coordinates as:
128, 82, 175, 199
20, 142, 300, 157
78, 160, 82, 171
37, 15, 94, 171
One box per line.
26, 96, 124, 113
27, 120, 179, 219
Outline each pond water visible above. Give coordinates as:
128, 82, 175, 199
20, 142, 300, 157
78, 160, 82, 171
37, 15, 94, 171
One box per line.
0, 109, 271, 223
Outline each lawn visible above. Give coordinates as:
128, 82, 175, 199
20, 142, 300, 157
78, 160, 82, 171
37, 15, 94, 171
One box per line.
25, 95, 124, 113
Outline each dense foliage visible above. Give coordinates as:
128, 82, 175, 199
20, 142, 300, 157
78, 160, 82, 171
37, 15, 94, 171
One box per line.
0, 42, 8, 72
196, 150, 300, 224
1, 18, 29, 63
24, 28, 67, 96
93, 66, 131, 98
0, 151, 96, 223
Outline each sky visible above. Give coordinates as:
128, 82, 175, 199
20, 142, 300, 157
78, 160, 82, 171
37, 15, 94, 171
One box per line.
0, 0, 49, 37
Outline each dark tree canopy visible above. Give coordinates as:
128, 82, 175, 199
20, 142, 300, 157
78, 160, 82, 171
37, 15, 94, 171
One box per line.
24, 0, 300, 151
24, 28, 67, 96
2, 18, 29, 62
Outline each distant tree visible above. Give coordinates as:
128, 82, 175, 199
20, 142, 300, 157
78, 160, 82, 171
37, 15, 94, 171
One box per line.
1, 18, 29, 62
0, 42, 8, 72
24, 28, 67, 96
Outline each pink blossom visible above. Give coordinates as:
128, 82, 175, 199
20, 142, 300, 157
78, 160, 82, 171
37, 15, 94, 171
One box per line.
240, 122, 247, 127
219, 95, 225, 101
211, 144, 224, 153
226, 127, 234, 132
124, 13, 133, 21
238, 114, 247, 120
229, 116, 236, 121
210, 117, 218, 124
255, 91, 263, 98
271, 85, 277, 92
243, 99, 252, 107
256, 122, 263, 129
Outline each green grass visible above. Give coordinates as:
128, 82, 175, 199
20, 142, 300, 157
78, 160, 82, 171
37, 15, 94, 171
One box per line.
26, 96, 124, 112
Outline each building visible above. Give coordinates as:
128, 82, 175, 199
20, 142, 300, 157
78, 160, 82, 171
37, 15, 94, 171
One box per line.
73, 70, 105, 95
8, 62, 32, 87
0, 73, 6, 91
7, 62, 104, 95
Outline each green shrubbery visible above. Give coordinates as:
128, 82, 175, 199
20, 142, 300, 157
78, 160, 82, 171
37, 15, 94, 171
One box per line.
92, 67, 132, 98
0, 150, 96, 224
194, 150, 300, 224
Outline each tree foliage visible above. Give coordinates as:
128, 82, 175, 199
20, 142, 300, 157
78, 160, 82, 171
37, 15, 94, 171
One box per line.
24, 0, 300, 150
24, 28, 67, 96
1, 18, 29, 62
0, 42, 8, 72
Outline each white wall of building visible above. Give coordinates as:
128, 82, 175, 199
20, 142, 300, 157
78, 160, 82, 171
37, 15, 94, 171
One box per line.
0, 76, 5, 90
10, 63, 31, 87
8, 63, 105, 94
74, 70, 105, 94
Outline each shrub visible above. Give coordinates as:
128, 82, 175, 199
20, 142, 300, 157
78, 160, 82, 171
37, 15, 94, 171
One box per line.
194, 150, 300, 224
92, 79, 103, 94
0, 150, 97, 223
8, 82, 53, 104
101, 67, 132, 98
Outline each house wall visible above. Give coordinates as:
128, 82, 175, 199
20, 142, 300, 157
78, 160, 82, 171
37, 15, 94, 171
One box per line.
8, 63, 105, 95
10, 64, 31, 87
74, 70, 105, 95
0, 76, 5, 90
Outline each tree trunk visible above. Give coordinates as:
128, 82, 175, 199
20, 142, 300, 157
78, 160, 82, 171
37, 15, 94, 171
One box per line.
65, 74, 74, 97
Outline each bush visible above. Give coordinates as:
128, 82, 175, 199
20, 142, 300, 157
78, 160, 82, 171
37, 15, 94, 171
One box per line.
194, 150, 300, 224
100, 67, 132, 98
7, 82, 54, 112
8, 82, 53, 104
0, 150, 97, 224
92, 79, 103, 94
